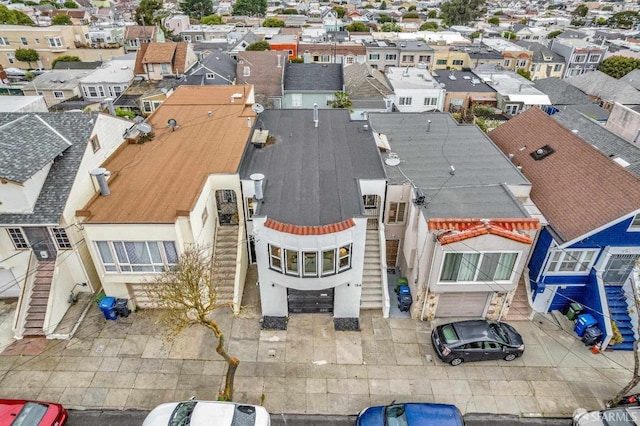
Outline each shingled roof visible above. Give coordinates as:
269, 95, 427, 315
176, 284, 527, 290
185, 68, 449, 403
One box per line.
284, 63, 343, 91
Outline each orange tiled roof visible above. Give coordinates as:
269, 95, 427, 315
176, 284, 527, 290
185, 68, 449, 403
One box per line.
428, 218, 540, 245
264, 218, 356, 235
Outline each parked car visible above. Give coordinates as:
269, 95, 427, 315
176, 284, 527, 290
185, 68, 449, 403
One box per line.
356, 402, 464, 426
142, 400, 270, 426
573, 406, 640, 425
0, 399, 68, 425
3, 67, 27, 77
431, 319, 524, 366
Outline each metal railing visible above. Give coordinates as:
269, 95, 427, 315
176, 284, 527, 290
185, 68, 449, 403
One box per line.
13, 252, 37, 339
378, 223, 390, 318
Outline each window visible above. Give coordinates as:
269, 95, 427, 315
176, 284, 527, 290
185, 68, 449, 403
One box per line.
440, 252, 518, 282
388, 202, 406, 224
326, 94, 335, 106
147, 63, 154, 72
90, 135, 100, 152
338, 244, 351, 271
0, 37, 9, 46
206, 73, 215, 80
6, 53, 14, 64
419, 55, 431, 63
547, 249, 597, 274
51, 228, 72, 249
160, 63, 170, 74
516, 59, 527, 67
345, 56, 355, 64
385, 53, 397, 61
291, 93, 302, 107
34, 38, 40, 45
369, 53, 380, 60
195, 35, 203, 41
573, 54, 586, 63
303, 251, 317, 277
7, 228, 28, 249
142, 101, 152, 113
98, 86, 105, 97
452, 59, 463, 66
246, 198, 254, 219
269, 245, 282, 271
47, 37, 62, 47
183, 35, 191, 42
53, 91, 65, 99
505, 104, 519, 115
630, 214, 640, 231
588, 54, 600, 63
321, 54, 330, 62
201, 207, 208, 226
96, 241, 178, 273
285, 249, 298, 275
152, 100, 162, 110
112, 86, 123, 97
85, 86, 98, 97
363, 195, 377, 210
20, 37, 27, 46
401, 55, 414, 62
243, 66, 250, 76
554, 64, 562, 72
503, 59, 511, 67
436, 59, 447, 65
322, 249, 335, 276
424, 97, 437, 106
398, 97, 412, 106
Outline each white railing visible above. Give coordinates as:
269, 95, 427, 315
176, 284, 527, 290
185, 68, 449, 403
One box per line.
13, 252, 37, 340
623, 270, 640, 341
597, 270, 615, 351
232, 223, 247, 315
378, 223, 390, 318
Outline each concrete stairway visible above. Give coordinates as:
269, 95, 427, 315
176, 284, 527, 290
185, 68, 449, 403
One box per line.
505, 278, 531, 321
605, 286, 635, 351
212, 226, 239, 303
361, 231, 383, 310
24, 260, 55, 337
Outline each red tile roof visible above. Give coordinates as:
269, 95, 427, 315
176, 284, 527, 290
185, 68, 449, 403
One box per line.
489, 107, 640, 243
264, 218, 356, 235
429, 218, 539, 245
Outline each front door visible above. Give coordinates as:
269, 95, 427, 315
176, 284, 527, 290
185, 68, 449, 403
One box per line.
23, 227, 56, 260
386, 239, 399, 267
363, 195, 380, 230
215, 189, 238, 226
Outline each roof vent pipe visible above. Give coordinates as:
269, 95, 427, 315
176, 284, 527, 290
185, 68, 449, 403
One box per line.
90, 168, 111, 196
247, 117, 252, 128
104, 97, 115, 116
250, 173, 265, 200
313, 103, 319, 128
277, 54, 282, 67
427, 120, 431, 132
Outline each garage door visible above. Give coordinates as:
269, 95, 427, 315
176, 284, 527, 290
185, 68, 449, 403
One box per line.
126, 283, 155, 309
436, 292, 490, 318
288, 288, 334, 313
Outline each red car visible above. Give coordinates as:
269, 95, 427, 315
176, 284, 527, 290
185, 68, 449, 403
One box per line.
0, 399, 67, 426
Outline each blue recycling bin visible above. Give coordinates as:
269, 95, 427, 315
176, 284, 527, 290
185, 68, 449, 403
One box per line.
574, 313, 598, 337
397, 285, 413, 312
98, 296, 117, 320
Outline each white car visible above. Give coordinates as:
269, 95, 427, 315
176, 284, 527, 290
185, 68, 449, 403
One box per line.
573, 406, 640, 425
4, 67, 27, 76
142, 400, 270, 426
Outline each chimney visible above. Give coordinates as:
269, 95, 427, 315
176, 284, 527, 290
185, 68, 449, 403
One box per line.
250, 173, 265, 200
90, 168, 111, 196
104, 97, 115, 116
304, 50, 311, 63
313, 103, 319, 128
277, 54, 282, 67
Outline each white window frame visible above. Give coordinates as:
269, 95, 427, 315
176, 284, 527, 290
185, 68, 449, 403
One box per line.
573, 54, 586, 63
401, 54, 414, 63
439, 251, 519, 283
51, 228, 72, 249
6, 53, 14, 64
245, 197, 254, 220
546, 249, 598, 275
152, 100, 163, 110
90, 134, 100, 152
195, 35, 203, 41
85, 86, 98, 97
112, 86, 123, 97
95, 241, 178, 273
398, 97, 412, 106
388, 202, 406, 224
285, 249, 299, 276
142, 100, 152, 113
201, 207, 208, 226
291, 93, 303, 107
206, 73, 215, 80
385, 53, 397, 61
369, 53, 380, 60
628, 213, 640, 231
419, 55, 431, 63
424, 97, 437, 106
47, 37, 62, 47
20, 37, 28, 46
505, 104, 519, 115
338, 244, 352, 272
302, 251, 318, 277
243, 66, 250, 77
588, 54, 600, 63
183, 35, 192, 42
34, 38, 40, 45
516, 59, 527, 67
503, 59, 511, 67
147, 63, 154, 72
7, 228, 29, 249
53, 91, 65, 99
321, 248, 336, 276
269, 244, 282, 272
160, 63, 170, 75
554, 64, 562, 72
0, 37, 9, 46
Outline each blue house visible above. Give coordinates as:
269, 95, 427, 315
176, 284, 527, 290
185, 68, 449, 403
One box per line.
490, 107, 640, 351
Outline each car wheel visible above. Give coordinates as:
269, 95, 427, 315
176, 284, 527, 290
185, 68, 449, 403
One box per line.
504, 353, 517, 361
450, 358, 463, 366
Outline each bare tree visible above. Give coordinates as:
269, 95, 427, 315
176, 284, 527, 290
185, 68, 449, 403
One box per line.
145, 245, 239, 401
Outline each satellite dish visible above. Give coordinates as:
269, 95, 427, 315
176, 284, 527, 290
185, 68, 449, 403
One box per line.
167, 118, 177, 128
137, 122, 152, 134
252, 103, 264, 114
385, 157, 401, 166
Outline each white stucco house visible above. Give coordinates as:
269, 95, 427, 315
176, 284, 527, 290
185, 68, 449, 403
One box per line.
79, 55, 136, 102
384, 64, 446, 113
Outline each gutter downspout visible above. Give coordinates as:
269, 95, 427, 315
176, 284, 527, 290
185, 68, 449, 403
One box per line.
421, 228, 439, 321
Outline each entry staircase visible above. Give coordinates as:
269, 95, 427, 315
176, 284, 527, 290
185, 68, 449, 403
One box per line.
605, 286, 635, 351
361, 230, 383, 309
505, 278, 531, 321
23, 260, 55, 337
212, 225, 239, 304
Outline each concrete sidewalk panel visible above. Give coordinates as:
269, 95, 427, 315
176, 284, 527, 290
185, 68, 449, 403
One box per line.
46, 371, 95, 388
91, 371, 136, 388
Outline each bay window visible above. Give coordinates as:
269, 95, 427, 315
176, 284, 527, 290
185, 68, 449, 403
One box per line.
96, 241, 178, 273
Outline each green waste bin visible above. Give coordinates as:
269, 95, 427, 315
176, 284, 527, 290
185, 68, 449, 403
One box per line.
395, 276, 408, 294
566, 302, 584, 321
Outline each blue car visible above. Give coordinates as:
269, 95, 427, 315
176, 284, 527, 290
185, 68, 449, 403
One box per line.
356, 403, 464, 426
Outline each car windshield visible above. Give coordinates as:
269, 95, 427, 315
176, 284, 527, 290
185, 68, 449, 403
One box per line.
490, 323, 510, 344
441, 325, 459, 344
11, 402, 48, 426
384, 404, 408, 426
169, 401, 197, 426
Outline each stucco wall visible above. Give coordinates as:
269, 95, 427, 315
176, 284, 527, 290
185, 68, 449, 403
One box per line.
606, 102, 640, 146
0, 164, 51, 214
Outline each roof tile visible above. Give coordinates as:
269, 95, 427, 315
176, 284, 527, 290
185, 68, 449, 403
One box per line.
264, 218, 356, 235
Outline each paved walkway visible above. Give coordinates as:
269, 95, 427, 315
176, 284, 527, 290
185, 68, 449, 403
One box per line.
0, 280, 637, 418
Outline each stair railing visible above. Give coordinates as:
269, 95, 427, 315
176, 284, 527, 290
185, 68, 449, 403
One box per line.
12, 251, 37, 339
379, 223, 390, 318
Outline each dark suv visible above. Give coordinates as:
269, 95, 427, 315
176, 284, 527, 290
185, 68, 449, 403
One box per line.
431, 320, 525, 366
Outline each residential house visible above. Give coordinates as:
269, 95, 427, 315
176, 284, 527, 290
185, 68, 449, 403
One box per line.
239, 109, 387, 324
397, 40, 435, 69
369, 112, 540, 320
236, 50, 285, 109
268, 34, 299, 60
124, 26, 164, 53
78, 85, 257, 311
298, 42, 367, 66
343, 62, 393, 119
183, 49, 236, 85
22, 69, 88, 108
228, 31, 261, 60
466, 45, 505, 70
133, 42, 197, 81
384, 64, 445, 113
474, 66, 551, 116
282, 62, 344, 109
322, 9, 344, 31
86, 25, 125, 49
432, 45, 472, 71
80, 55, 135, 102
566, 70, 640, 111
113, 78, 181, 117
511, 23, 548, 43
51, 9, 91, 25
0, 96, 47, 112
363, 40, 434, 70
534, 77, 610, 121
181, 24, 237, 43
0, 24, 124, 70
489, 107, 640, 351
432, 69, 497, 115
364, 40, 403, 71
482, 38, 534, 72
514, 41, 565, 80
165, 14, 191, 36
0, 112, 133, 337
620, 69, 640, 91
550, 37, 607, 78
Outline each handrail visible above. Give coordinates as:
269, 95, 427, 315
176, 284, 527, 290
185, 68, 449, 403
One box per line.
232, 222, 246, 315
378, 223, 390, 318
13, 251, 36, 339
596, 270, 614, 351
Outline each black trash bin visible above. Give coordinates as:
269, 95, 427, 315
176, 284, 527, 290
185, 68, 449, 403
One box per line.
115, 298, 131, 318
582, 325, 603, 346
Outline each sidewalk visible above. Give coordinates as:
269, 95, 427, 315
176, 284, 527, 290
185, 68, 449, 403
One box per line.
0, 277, 636, 418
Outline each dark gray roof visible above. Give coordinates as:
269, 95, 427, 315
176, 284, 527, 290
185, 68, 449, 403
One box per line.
343, 63, 392, 100
432, 70, 496, 93
190, 41, 230, 53
239, 109, 386, 226
534, 77, 591, 105
0, 112, 94, 225
566, 70, 640, 105
552, 108, 640, 177
514, 41, 564, 63
284, 63, 344, 91
0, 115, 72, 183
620, 69, 640, 90
53, 61, 103, 70
184, 51, 237, 86
368, 113, 531, 219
